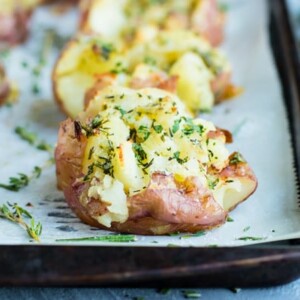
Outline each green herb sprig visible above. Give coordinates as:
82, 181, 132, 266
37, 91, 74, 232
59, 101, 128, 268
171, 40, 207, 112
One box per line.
0, 202, 42, 242
15, 126, 53, 153
237, 236, 265, 241
0, 166, 42, 192
56, 234, 137, 243
182, 290, 201, 299
181, 231, 206, 239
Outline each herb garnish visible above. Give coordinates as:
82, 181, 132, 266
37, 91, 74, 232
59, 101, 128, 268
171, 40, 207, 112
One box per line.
15, 126, 53, 153
79, 115, 110, 137
92, 41, 115, 60
144, 56, 157, 65
181, 231, 206, 239
229, 152, 246, 165
182, 290, 201, 299
208, 178, 219, 190
170, 151, 188, 164
137, 125, 150, 142
56, 234, 137, 243
0, 166, 42, 192
152, 123, 163, 134
114, 105, 127, 116
133, 143, 147, 161
227, 216, 234, 222
110, 61, 128, 74
243, 226, 250, 232
237, 236, 265, 241
0, 202, 42, 242
172, 119, 181, 134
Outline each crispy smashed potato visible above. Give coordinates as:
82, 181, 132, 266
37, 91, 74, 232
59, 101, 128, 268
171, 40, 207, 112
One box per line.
53, 31, 239, 118
79, 0, 225, 46
55, 87, 257, 234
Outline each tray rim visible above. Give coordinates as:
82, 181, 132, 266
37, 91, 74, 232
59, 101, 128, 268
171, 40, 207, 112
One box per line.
1, 0, 300, 287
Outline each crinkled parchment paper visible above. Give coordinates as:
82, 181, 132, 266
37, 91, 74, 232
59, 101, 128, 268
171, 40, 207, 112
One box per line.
0, 0, 299, 246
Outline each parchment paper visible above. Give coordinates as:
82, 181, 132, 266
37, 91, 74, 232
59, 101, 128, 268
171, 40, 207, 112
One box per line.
0, 0, 299, 247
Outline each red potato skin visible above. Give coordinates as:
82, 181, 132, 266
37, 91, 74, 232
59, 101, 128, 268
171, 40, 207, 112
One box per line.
192, 0, 225, 47
55, 119, 257, 235
0, 8, 31, 45
212, 71, 242, 102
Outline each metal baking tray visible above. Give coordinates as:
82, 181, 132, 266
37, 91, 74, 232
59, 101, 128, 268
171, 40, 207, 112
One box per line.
1, 0, 300, 287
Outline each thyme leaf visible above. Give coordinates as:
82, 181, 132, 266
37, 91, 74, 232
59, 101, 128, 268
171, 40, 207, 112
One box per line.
15, 126, 53, 153
0, 202, 42, 242
56, 234, 137, 243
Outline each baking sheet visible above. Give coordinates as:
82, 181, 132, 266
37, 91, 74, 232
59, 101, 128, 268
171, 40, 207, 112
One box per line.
0, 0, 299, 247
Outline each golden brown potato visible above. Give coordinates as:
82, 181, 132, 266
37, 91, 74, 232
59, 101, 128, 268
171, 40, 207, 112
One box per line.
79, 0, 225, 46
55, 86, 257, 235
53, 31, 238, 118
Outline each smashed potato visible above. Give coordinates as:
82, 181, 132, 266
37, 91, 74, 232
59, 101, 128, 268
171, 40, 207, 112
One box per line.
55, 87, 257, 234
53, 31, 239, 118
79, 0, 225, 46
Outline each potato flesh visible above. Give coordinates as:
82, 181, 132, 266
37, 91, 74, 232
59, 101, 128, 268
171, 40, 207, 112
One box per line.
75, 87, 255, 228
170, 52, 214, 112
53, 31, 231, 117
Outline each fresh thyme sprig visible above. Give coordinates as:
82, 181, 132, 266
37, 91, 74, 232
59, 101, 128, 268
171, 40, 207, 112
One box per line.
56, 234, 137, 243
0, 159, 53, 192
0, 166, 41, 191
15, 126, 53, 154
0, 202, 42, 242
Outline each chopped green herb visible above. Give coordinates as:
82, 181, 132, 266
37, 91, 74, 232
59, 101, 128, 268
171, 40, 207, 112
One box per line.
36, 142, 52, 152
114, 105, 127, 116
181, 231, 206, 239
15, 127, 36, 145
33, 166, 42, 178
229, 152, 246, 165
93, 42, 115, 60
167, 244, 179, 247
31, 83, 40, 95
225, 180, 234, 183
21, 61, 28, 68
0, 165, 43, 192
93, 156, 114, 178
144, 56, 157, 65
88, 147, 95, 160
153, 123, 163, 134
243, 226, 250, 232
15, 126, 53, 153
110, 61, 128, 74
0, 202, 42, 242
137, 125, 150, 142
172, 119, 181, 134
182, 290, 201, 299
208, 178, 219, 190
133, 143, 147, 161
227, 216, 234, 222
79, 115, 110, 137
237, 236, 265, 241
171, 151, 188, 164
56, 234, 137, 242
